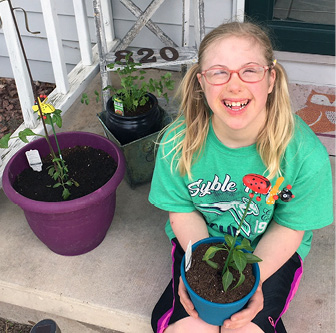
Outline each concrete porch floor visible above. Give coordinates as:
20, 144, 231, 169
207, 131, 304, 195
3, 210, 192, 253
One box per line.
0, 71, 335, 333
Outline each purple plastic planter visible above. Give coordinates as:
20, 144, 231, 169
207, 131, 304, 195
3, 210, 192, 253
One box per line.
2, 132, 126, 256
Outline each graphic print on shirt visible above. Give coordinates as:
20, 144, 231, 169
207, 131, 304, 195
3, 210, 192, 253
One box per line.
187, 174, 273, 238
196, 197, 258, 237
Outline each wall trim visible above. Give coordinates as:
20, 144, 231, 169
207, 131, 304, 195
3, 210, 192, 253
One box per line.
275, 51, 335, 65
275, 51, 335, 87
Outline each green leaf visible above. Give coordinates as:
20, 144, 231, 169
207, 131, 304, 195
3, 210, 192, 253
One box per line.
230, 261, 238, 271
162, 72, 172, 79
165, 80, 175, 90
235, 238, 254, 251
18, 128, 37, 143
54, 109, 62, 116
43, 114, 52, 125
72, 179, 80, 187
53, 183, 62, 188
205, 259, 218, 269
224, 234, 235, 248
139, 96, 148, 106
65, 180, 73, 186
162, 92, 169, 103
203, 246, 221, 261
245, 253, 263, 263
222, 269, 233, 292
0, 133, 12, 148
52, 114, 62, 128
233, 272, 245, 289
62, 188, 71, 200
48, 168, 55, 177
232, 250, 247, 273
53, 171, 60, 180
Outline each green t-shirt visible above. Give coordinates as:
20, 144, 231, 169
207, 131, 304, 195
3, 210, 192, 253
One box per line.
149, 115, 334, 261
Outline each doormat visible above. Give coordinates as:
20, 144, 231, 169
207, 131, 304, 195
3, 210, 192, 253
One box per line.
289, 84, 335, 156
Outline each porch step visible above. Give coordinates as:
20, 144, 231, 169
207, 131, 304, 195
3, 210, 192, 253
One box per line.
0, 301, 122, 333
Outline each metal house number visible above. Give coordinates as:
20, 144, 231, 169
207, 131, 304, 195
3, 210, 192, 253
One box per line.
114, 47, 179, 64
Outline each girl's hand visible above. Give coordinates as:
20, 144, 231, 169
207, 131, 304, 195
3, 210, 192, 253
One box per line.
178, 277, 199, 318
223, 281, 264, 330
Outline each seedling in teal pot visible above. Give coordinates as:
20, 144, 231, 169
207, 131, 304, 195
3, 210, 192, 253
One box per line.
202, 174, 294, 291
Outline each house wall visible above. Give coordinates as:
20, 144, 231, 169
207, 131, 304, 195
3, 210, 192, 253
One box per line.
0, 0, 96, 83
0, 0, 233, 83
0, 0, 334, 86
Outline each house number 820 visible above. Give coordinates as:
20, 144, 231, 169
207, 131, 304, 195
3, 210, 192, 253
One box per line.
114, 47, 179, 64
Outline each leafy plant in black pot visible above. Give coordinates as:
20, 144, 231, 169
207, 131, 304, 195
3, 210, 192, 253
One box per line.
81, 53, 176, 187
102, 53, 175, 145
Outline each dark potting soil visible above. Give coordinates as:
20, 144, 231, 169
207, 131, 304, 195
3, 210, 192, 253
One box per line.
186, 243, 255, 304
13, 146, 117, 202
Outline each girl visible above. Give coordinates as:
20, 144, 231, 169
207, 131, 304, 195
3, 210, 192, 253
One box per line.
149, 21, 334, 333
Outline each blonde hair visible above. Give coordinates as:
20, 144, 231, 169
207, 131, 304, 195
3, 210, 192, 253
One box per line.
163, 21, 294, 180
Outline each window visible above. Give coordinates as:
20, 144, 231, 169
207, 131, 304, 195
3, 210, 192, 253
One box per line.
245, 0, 335, 56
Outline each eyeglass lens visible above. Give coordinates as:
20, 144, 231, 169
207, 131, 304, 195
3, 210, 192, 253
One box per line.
205, 66, 267, 84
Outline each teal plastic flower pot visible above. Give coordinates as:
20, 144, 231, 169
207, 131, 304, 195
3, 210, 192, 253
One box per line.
181, 237, 260, 326
2, 132, 126, 256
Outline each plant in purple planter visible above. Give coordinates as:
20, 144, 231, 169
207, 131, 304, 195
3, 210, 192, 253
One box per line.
0, 1, 77, 199
0, 96, 77, 199
0, 1, 126, 256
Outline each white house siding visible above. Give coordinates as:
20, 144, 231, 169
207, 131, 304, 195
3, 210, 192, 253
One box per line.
0, 0, 236, 83
110, 0, 233, 48
0, 0, 334, 86
0, 0, 96, 83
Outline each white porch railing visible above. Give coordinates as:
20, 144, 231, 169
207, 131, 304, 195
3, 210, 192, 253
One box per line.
0, 0, 118, 185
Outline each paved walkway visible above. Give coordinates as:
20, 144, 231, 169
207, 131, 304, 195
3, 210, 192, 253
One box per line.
0, 72, 334, 332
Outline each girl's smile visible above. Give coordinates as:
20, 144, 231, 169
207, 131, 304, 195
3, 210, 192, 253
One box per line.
223, 99, 250, 113
197, 36, 276, 148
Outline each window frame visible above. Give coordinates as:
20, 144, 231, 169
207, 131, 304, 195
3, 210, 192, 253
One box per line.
244, 0, 335, 56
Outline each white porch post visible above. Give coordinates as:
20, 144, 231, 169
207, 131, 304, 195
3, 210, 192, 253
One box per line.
40, 0, 70, 94
232, 0, 245, 22
193, 0, 205, 48
183, 0, 191, 47
73, 0, 93, 66
0, 0, 36, 128
100, 0, 115, 44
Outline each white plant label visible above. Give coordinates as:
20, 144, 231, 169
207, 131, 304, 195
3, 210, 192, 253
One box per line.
185, 240, 192, 272
25, 149, 43, 172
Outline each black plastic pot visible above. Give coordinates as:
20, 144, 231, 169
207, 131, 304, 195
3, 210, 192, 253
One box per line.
105, 93, 162, 145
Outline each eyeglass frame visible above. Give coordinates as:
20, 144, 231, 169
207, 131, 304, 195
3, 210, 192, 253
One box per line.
199, 63, 275, 86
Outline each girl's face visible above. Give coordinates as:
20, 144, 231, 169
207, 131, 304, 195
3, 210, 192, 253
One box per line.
197, 36, 276, 148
